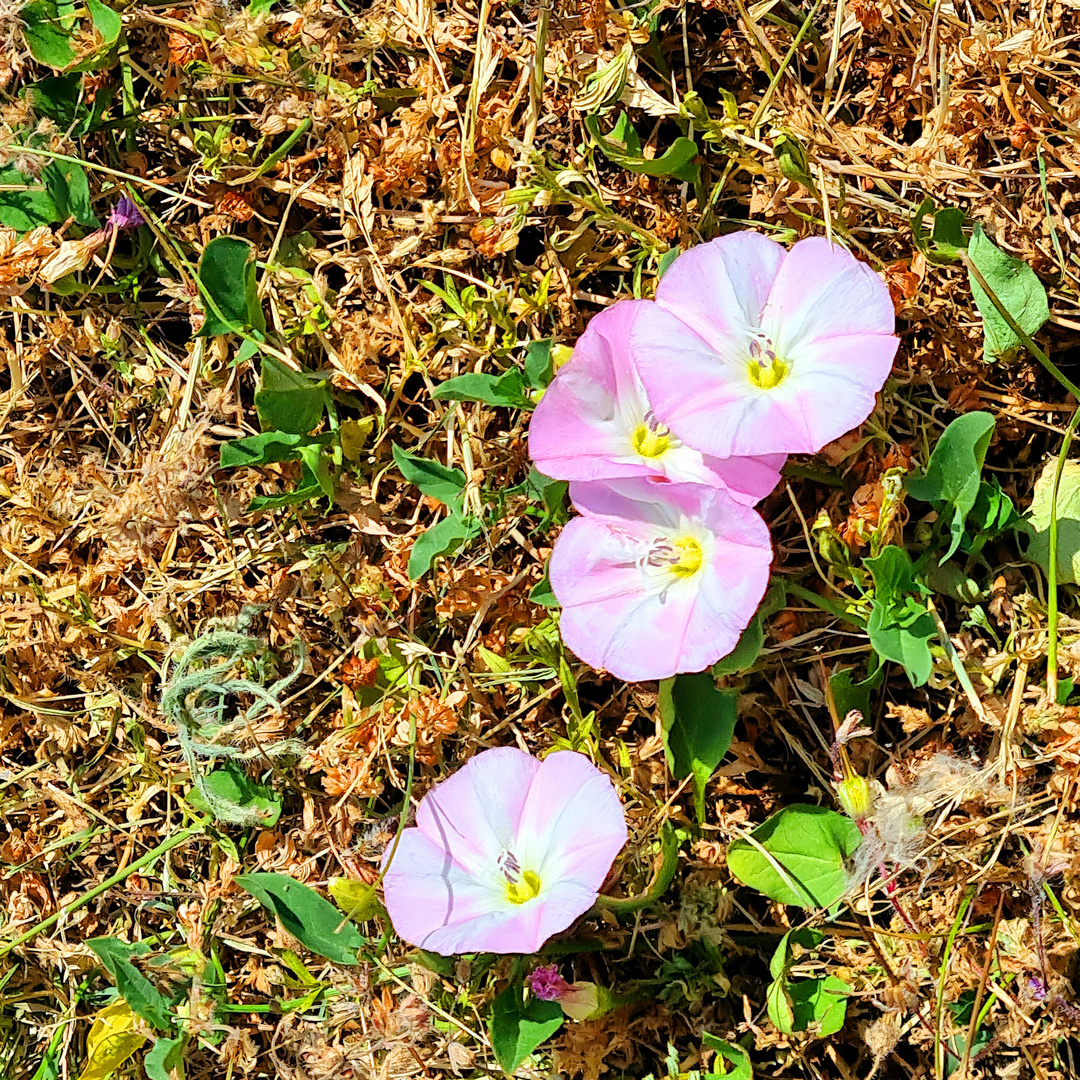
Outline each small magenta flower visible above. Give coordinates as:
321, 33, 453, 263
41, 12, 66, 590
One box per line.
382, 747, 627, 956
528, 300, 785, 505
631, 231, 899, 457
549, 478, 772, 682
527, 965, 571, 1000
106, 197, 145, 232
526, 967, 607, 1020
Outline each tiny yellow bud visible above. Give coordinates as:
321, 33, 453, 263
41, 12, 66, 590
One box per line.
837, 775, 873, 820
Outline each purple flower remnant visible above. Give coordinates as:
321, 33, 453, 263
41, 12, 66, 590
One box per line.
1028, 976, 1047, 1002
527, 965, 572, 1001
106, 197, 145, 232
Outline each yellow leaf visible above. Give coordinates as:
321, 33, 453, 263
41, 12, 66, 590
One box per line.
328, 877, 381, 922
339, 417, 375, 461
79, 1000, 147, 1080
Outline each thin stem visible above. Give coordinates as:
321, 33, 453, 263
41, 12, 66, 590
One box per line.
1046, 406, 1080, 703
0, 825, 202, 958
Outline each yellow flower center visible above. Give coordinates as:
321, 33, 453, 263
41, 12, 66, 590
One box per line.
669, 536, 703, 578
631, 422, 673, 459
747, 355, 790, 390
505, 869, 543, 905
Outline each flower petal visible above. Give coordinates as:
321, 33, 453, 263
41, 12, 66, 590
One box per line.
653, 230, 786, 346
515, 751, 628, 887
527, 303, 648, 482
382, 827, 506, 954
762, 236, 896, 353
416, 747, 540, 877
550, 481, 772, 681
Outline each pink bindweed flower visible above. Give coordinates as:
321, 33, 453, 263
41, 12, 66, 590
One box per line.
548, 478, 772, 682
526, 966, 607, 1020
631, 231, 899, 458
382, 747, 627, 956
528, 300, 785, 505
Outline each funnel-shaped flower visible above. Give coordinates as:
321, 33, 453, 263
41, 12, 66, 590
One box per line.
631, 232, 899, 458
528, 300, 784, 505
549, 478, 771, 681
382, 747, 627, 956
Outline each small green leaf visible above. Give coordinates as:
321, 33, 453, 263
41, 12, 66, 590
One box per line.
529, 566, 559, 609
407, 512, 480, 579
711, 617, 763, 678
659, 673, 737, 821
968, 223, 1049, 361
701, 1034, 752, 1080
525, 467, 568, 522
44, 159, 97, 227
727, 804, 862, 908
85, 0, 121, 46
524, 339, 554, 389
865, 547, 935, 687
657, 246, 681, 280
21, 0, 78, 68
86, 939, 173, 1031
197, 236, 266, 337
1027, 458, 1080, 584
828, 664, 882, 723
189, 761, 282, 828
586, 112, 699, 184
392, 444, 468, 506
906, 411, 996, 561
787, 976, 850, 1036
219, 430, 333, 470
143, 1035, 185, 1080
235, 872, 365, 966
489, 984, 563, 1075
254, 357, 330, 435
911, 197, 967, 265
431, 369, 529, 408
0, 164, 60, 230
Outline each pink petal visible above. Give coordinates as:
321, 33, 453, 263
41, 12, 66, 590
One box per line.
382, 828, 505, 953
709, 452, 786, 504
528, 302, 649, 482
550, 482, 772, 681
653, 231, 786, 346
762, 236, 896, 353
634, 234, 899, 457
515, 751, 627, 886
416, 747, 540, 878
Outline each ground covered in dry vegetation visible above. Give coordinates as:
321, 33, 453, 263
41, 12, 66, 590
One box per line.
6, 0, 1080, 1077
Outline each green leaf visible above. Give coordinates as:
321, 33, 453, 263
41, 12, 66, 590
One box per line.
85, 0, 121, 46
407, 512, 480, 579
865, 548, 935, 687
968, 223, 1049, 361
189, 762, 282, 828
524, 339, 554, 389
711, 617, 763, 678
219, 430, 333, 469
524, 467, 568, 522
235, 872, 365, 966
86, 939, 173, 1031
906, 411, 996, 561
659, 674, 737, 821
1027, 458, 1080, 584
828, 664, 882, 723
586, 112, 700, 184
489, 984, 563, 1075
392, 444, 468, 506
144, 1035, 185, 1080
294, 441, 334, 499
0, 164, 60, 230
770, 976, 850, 1036
21, 0, 78, 68
431, 369, 529, 408
529, 566, 559, 609
773, 133, 815, 189
911, 197, 967, 265
197, 236, 266, 337
701, 1034, 752, 1080
726, 804, 862, 908
43, 159, 97, 227
657, 246, 681, 280
254, 356, 330, 434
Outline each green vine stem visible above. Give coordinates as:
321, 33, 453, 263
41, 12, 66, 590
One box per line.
595, 822, 680, 915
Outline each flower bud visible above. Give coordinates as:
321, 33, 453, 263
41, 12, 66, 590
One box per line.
837, 774, 873, 820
